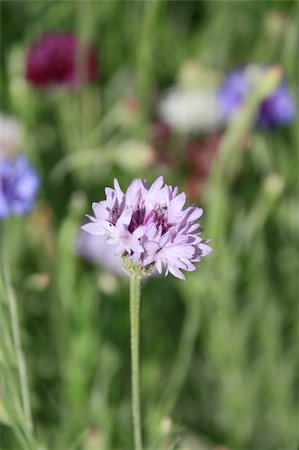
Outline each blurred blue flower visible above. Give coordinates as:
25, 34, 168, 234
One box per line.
0, 155, 39, 219
257, 84, 296, 128
218, 66, 295, 128
218, 70, 250, 118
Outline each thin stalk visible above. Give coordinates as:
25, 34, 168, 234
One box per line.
160, 297, 200, 414
4, 263, 33, 433
136, 0, 160, 124
130, 275, 143, 450
0, 222, 37, 450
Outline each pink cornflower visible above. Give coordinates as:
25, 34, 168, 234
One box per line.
82, 177, 211, 280
26, 32, 97, 88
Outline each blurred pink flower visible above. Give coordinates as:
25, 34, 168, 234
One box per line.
82, 177, 211, 280
75, 229, 123, 275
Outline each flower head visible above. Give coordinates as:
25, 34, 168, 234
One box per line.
218, 65, 295, 128
218, 69, 251, 118
26, 33, 97, 88
82, 177, 211, 280
0, 155, 39, 219
257, 84, 296, 127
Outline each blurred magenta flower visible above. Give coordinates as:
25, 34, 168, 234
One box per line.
82, 177, 211, 280
186, 134, 223, 199
0, 155, 39, 218
218, 65, 295, 128
151, 119, 172, 145
25, 33, 97, 88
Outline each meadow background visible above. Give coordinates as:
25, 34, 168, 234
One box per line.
1, 1, 299, 449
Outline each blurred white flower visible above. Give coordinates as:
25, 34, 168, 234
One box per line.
0, 114, 22, 156
158, 88, 224, 134
75, 229, 124, 275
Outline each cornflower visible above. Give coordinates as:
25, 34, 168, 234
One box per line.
82, 177, 211, 450
218, 65, 295, 128
0, 155, 39, 219
82, 177, 211, 279
26, 32, 97, 88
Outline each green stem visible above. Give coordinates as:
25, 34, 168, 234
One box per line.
4, 263, 33, 433
136, 0, 160, 124
130, 275, 143, 450
161, 297, 200, 413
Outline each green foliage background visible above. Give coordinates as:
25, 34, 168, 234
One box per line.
1, 1, 298, 449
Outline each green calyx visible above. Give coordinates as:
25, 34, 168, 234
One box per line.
121, 255, 154, 279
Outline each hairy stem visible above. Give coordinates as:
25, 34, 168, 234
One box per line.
130, 275, 143, 450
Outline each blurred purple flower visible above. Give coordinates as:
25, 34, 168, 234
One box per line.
26, 33, 97, 88
218, 66, 295, 128
218, 70, 250, 118
258, 85, 296, 127
0, 155, 39, 219
82, 177, 211, 280
75, 230, 123, 275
